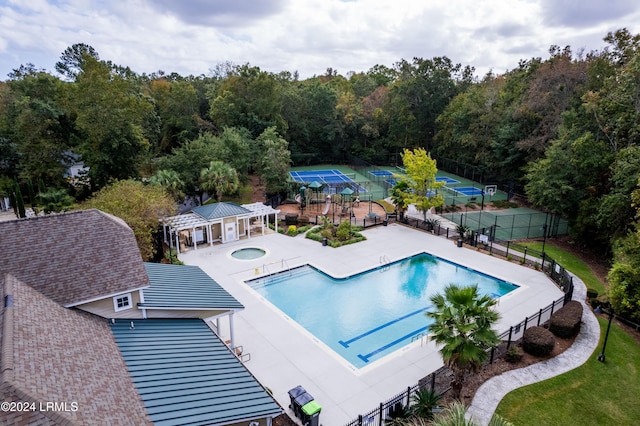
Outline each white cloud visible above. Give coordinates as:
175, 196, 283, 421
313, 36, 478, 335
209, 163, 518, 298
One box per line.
1, 0, 640, 80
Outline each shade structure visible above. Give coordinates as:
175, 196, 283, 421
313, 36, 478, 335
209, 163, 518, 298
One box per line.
309, 181, 322, 211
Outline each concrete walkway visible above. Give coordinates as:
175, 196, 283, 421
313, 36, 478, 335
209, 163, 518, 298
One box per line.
466, 272, 600, 425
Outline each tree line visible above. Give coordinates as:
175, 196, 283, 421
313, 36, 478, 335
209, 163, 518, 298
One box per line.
1, 30, 640, 320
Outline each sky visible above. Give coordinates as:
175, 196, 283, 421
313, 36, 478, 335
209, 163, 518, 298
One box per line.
1, 0, 640, 80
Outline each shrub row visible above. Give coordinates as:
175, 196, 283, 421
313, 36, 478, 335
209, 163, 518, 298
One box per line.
522, 301, 583, 357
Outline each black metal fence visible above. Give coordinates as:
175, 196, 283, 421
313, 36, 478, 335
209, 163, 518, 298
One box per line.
343, 293, 570, 426
343, 218, 575, 426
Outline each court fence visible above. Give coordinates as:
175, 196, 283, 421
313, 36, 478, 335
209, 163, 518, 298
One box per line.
439, 209, 569, 241
347, 155, 395, 199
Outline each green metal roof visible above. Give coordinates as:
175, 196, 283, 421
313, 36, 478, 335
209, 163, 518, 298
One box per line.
143, 263, 244, 310
111, 318, 282, 426
191, 202, 251, 220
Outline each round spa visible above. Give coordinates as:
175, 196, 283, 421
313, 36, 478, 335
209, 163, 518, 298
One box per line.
230, 247, 267, 260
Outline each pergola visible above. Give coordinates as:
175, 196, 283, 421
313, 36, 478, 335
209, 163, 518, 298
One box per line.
162, 202, 280, 254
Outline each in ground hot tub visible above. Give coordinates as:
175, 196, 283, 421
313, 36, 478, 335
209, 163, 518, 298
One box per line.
230, 247, 267, 260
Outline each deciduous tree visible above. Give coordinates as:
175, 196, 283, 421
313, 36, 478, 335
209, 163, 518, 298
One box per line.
82, 180, 176, 261
256, 127, 292, 194
402, 148, 444, 220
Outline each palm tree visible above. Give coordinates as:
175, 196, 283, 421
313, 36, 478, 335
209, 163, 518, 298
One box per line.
426, 284, 500, 400
410, 388, 442, 420
149, 169, 184, 201
398, 402, 514, 426
199, 161, 239, 202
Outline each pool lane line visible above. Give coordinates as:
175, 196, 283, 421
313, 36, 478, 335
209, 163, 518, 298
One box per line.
338, 306, 430, 348
357, 325, 430, 363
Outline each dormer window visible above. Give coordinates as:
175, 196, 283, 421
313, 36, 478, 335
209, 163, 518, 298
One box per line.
113, 293, 132, 312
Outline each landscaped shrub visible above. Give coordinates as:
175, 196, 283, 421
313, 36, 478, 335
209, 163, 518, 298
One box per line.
522, 326, 555, 357
336, 221, 352, 241
287, 225, 297, 236
424, 218, 440, 230
549, 301, 583, 338
491, 200, 518, 209
505, 345, 523, 363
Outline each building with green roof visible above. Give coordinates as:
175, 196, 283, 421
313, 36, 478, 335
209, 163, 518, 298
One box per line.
112, 318, 282, 426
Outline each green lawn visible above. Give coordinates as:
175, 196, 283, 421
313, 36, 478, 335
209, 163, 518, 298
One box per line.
520, 241, 606, 295
495, 243, 640, 425
496, 318, 640, 425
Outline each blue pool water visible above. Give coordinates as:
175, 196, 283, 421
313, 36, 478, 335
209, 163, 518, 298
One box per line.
246, 253, 518, 368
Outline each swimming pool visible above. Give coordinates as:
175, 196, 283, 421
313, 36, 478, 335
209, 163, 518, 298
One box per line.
246, 253, 518, 368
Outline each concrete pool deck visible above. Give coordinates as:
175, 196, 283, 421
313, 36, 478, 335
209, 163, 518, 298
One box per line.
179, 223, 565, 425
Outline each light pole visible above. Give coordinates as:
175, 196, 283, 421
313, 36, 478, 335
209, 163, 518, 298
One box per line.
540, 211, 549, 255
594, 305, 614, 362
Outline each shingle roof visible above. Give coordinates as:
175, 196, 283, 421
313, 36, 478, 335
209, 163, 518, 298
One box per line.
0, 273, 152, 425
0, 209, 149, 306
143, 263, 244, 310
111, 318, 282, 426
191, 202, 251, 220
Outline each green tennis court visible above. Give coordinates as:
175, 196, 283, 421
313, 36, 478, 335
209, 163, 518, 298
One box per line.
441, 208, 569, 240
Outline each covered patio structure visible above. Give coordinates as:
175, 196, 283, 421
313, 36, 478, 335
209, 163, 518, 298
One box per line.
162, 201, 280, 253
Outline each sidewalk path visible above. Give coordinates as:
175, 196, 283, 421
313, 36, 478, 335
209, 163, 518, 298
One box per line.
466, 272, 600, 425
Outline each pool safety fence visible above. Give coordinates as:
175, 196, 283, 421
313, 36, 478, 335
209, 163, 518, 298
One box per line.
391, 216, 575, 298
343, 293, 571, 426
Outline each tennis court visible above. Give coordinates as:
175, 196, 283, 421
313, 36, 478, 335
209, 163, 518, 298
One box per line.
441, 208, 569, 240
289, 169, 367, 193
436, 177, 459, 184
450, 186, 484, 196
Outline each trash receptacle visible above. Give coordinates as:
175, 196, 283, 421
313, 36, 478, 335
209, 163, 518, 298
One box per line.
288, 385, 305, 408
288, 386, 314, 420
301, 400, 321, 426
322, 237, 328, 246
457, 239, 463, 247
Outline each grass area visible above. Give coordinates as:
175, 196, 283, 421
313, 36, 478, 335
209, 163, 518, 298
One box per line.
496, 317, 640, 425
520, 241, 606, 295
495, 242, 639, 425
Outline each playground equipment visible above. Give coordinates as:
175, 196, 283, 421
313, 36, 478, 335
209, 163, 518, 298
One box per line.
322, 195, 331, 216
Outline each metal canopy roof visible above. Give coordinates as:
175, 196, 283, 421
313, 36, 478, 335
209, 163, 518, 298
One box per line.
162, 202, 279, 233
192, 202, 251, 220
111, 318, 282, 426
241, 202, 280, 216
143, 263, 244, 310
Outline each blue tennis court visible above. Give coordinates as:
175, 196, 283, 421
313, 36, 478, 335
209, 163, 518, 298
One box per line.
369, 170, 393, 178
290, 169, 367, 192
451, 186, 484, 196
436, 177, 459, 184
290, 169, 354, 183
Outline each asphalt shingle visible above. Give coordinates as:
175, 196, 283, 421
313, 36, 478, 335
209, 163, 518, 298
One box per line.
0, 209, 149, 306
